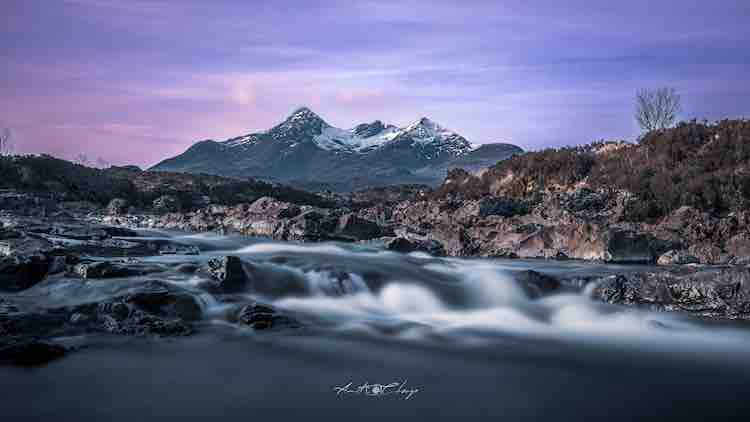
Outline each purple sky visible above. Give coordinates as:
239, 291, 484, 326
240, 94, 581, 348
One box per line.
2, 0, 749, 167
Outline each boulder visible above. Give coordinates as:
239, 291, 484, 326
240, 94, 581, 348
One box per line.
726, 233, 750, 262
234, 302, 298, 330
0, 254, 50, 291
688, 243, 728, 265
152, 195, 182, 213
384, 237, 446, 257
105, 198, 129, 215
477, 197, 526, 218
73, 261, 131, 279
601, 229, 654, 264
657, 250, 699, 266
335, 213, 382, 240
590, 268, 750, 319
515, 270, 561, 297
206, 256, 248, 292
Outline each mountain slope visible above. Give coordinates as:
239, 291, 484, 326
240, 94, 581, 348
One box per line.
151, 107, 523, 191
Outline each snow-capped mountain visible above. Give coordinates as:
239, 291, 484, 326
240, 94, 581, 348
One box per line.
151, 107, 522, 191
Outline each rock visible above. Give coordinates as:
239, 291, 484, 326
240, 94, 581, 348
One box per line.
247, 196, 301, 219
515, 270, 561, 297
590, 268, 750, 319
688, 243, 727, 265
335, 213, 382, 240
106, 198, 129, 215
120, 281, 203, 321
206, 256, 248, 292
0, 254, 50, 291
158, 244, 200, 255
601, 229, 654, 264
0, 340, 67, 366
477, 197, 526, 218
174, 263, 199, 274
0, 235, 53, 257
73, 261, 131, 279
99, 226, 138, 238
152, 195, 182, 213
727, 233, 750, 262
287, 210, 338, 241
46, 255, 69, 275
657, 250, 699, 265
235, 302, 298, 330
384, 237, 446, 257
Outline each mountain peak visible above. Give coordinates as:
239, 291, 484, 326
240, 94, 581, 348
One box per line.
268, 106, 329, 140
286, 107, 325, 124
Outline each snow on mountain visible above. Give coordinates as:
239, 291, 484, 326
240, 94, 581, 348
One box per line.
313, 124, 400, 152
220, 107, 471, 155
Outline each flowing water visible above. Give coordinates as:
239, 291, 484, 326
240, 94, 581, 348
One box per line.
2, 230, 750, 421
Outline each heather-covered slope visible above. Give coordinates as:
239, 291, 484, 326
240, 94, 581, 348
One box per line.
0, 154, 334, 211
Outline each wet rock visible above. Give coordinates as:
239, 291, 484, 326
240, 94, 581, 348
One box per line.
727, 233, 750, 262
0, 235, 53, 257
99, 226, 138, 238
235, 302, 299, 330
657, 250, 699, 265
153, 195, 182, 213
515, 270, 561, 297
158, 244, 200, 255
247, 196, 301, 219
73, 261, 131, 279
601, 229, 654, 264
590, 268, 750, 319
287, 210, 339, 241
0, 339, 67, 366
174, 263, 199, 274
384, 237, 446, 257
100, 312, 193, 337
106, 198, 129, 215
335, 213, 382, 240
688, 243, 727, 265
0, 254, 50, 291
120, 281, 203, 321
206, 256, 248, 292
477, 197, 526, 218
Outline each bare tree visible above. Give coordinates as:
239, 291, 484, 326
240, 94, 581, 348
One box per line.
74, 153, 90, 166
635, 87, 682, 133
0, 128, 12, 156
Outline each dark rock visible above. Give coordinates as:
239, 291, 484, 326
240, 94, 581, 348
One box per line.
0, 254, 50, 291
335, 213, 382, 240
106, 198, 129, 215
174, 263, 199, 274
657, 250, 699, 265
121, 281, 203, 321
590, 268, 750, 319
515, 270, 561, 297
602, 230, 654, 263
100, 226, 138, 238
159, 244, 200, 255
235, 302, 299, 330
384, 237, 446, 257
206, 256, 248, 292
73, 261, 131, 279
0, 340, 67, 366
153, 195, 182, 213
477, 197, 526, 218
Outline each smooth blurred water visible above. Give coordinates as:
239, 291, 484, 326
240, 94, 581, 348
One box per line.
3, 230, 750, 421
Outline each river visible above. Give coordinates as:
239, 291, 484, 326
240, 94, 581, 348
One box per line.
2, 230, 750, 421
